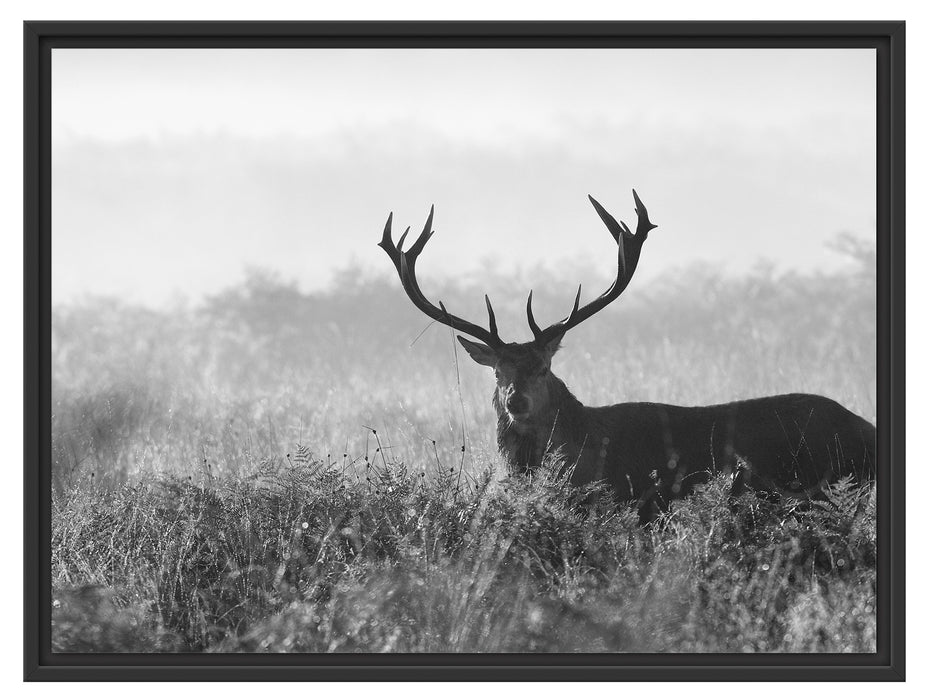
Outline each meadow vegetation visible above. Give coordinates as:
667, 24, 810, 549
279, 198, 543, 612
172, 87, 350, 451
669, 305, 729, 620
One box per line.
51, 236, 876, 652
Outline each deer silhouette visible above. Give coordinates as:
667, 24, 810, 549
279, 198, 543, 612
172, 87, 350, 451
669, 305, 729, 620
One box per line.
380, 190, 875, 519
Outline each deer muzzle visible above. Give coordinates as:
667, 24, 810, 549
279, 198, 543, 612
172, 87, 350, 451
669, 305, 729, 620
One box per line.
505, 392, 531, 418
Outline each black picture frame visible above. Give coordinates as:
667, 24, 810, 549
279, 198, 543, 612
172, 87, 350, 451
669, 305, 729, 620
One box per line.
24, 20, 905, 681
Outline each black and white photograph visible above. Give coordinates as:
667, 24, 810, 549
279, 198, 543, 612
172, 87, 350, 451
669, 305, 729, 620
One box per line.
25, 21, 904, 680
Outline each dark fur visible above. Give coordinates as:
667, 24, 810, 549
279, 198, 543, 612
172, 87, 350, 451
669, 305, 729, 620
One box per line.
495, 374, 876, 520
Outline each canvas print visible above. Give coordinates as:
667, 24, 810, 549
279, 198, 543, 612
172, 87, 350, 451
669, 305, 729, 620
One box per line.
51, 47, 877, 653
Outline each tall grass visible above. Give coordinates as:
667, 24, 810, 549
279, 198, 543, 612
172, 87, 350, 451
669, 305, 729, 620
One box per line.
53, 451, 875, 653
51, 241, 876, 652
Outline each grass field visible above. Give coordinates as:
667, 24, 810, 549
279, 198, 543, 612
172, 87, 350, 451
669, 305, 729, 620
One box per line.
51, 239, 877, 652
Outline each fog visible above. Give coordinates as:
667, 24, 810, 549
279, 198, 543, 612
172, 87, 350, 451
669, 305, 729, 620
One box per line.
52, 48, 876, 307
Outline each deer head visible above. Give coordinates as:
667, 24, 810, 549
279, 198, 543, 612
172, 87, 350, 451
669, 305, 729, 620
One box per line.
379, 190, 657, 428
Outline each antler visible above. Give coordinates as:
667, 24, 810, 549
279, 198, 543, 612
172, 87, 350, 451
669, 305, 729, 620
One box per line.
527, 189, 657, 346
379, 206, 505, 348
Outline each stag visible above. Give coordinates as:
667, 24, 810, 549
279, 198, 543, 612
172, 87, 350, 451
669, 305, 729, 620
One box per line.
379, 190, 876, 519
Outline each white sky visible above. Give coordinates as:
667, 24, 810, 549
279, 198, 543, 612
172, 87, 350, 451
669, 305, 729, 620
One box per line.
52, 48, 876, 306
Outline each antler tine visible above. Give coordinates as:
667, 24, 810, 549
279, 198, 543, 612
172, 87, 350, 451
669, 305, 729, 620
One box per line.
406, 205, 435, 258
380, 212, 395, 249
571, 284, 582, 316
397, 226, 411, 251
587, 195, 623, 243
379, 207, 505, 348
526, 290, 543, 338
631, 189, 657, 238
485, 295, 499, 338
530, 190, 657, 346
527, 283, 584, 343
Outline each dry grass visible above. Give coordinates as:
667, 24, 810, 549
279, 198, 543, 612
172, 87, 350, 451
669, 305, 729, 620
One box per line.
51, 243, 876, 652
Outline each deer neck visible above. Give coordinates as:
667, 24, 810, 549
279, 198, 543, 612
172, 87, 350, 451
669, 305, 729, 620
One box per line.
494, 373, 586, 468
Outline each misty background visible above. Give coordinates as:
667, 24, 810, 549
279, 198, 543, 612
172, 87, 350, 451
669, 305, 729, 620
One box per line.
52, 48, 875, 309
50, 48, 877, 481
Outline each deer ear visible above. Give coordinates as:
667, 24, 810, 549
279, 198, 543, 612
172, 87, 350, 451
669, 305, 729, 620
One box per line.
541, 333, 565, 360
457, 336, 497, 367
